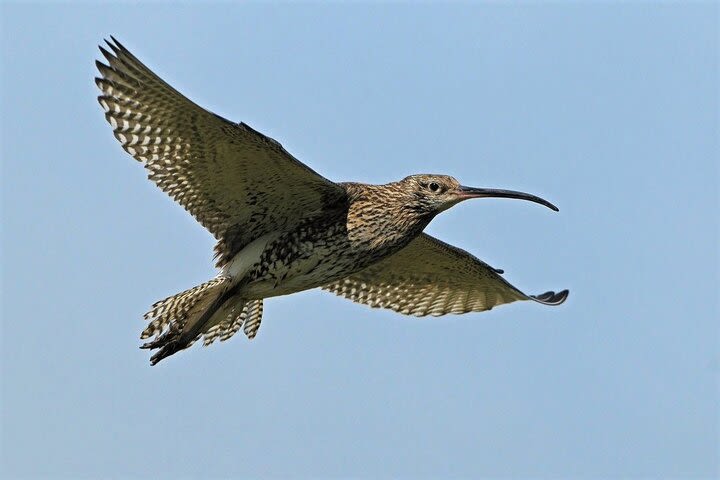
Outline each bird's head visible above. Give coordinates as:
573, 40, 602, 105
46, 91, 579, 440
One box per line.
400, 174, 559, 215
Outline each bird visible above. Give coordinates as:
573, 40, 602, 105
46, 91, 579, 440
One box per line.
95, 37, 569, 365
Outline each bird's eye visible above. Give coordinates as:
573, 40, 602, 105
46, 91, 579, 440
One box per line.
429, 182, 440, 192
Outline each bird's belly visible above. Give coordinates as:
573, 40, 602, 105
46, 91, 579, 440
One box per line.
220, 233, 281, 280
242, 244, 365, 299
227, 217, 407, 300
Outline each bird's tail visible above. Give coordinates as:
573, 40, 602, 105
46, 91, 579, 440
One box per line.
141, 277, 230, 340
140, 276, 266, 364
139, 276, 236, 365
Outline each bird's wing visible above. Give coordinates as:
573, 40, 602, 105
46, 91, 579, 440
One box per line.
95, 37, 346, 266
322, 233, 568, 316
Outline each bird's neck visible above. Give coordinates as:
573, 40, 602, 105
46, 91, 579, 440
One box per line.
343, 183, 433, 252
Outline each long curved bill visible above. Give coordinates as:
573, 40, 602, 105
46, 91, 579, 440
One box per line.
458, 186, 559, 211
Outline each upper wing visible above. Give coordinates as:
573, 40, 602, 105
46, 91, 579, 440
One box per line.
322, 233, 568, 316
95, 37, 346, 266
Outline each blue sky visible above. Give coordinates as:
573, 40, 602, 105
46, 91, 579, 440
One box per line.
1, 3, 717, 478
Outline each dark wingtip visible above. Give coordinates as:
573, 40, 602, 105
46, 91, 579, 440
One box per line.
94, 59, 111, 77
98, 45, 115, 64
109, 36, 132, 56
104, 36, 125, 57
531, 289, 569, 306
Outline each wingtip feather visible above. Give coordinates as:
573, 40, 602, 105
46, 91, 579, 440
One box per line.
95, 59, 112, 77
531, 289, 569, 306
98, 45, 116, 64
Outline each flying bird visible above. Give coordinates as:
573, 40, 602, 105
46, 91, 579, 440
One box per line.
95, 37, 569, 365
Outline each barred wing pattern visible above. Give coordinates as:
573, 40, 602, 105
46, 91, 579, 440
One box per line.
322, 233, 568, 316
95, 37, 345, 266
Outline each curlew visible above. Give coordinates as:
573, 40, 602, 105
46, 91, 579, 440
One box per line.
95, 37, 569, 365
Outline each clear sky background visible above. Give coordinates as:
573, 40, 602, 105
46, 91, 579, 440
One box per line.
1, 3, 718, 479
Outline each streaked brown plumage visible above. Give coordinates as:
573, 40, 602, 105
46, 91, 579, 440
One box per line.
95, 37, 569, 365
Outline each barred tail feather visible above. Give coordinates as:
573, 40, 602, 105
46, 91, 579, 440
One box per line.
202, 299, 263, 346
202, 299, 247, 346
140, 276, 232, 364
141, 277, 229, 340
242, 300, 263, 340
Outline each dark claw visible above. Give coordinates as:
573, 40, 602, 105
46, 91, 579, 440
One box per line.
149, 342, 185, 365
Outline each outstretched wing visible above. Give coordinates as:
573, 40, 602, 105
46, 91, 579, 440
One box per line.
322, 233, 568, 316
95, 37, 346, 266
